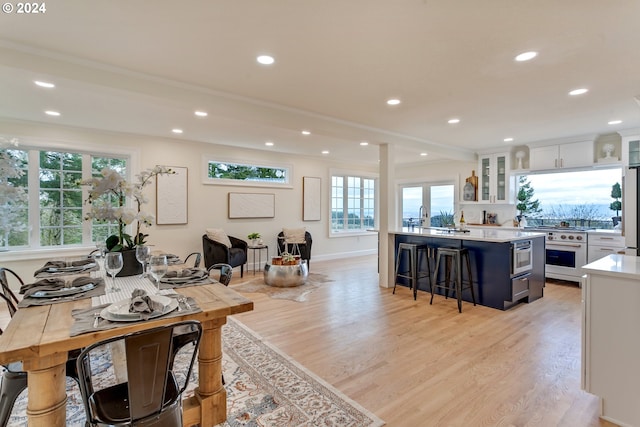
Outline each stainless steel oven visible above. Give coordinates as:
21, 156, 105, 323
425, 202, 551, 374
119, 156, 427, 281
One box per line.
512, 240, 533, 275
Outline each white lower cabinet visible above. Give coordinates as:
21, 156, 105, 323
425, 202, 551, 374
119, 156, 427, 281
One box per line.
582, 255, 640, 427
587, 232, 625, 264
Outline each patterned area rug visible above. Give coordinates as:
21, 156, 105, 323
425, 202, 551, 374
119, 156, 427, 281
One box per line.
231, 272, 333, 302
7, 317, 384, 427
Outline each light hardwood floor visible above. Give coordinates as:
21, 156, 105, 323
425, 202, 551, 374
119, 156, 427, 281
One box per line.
231, 255, 615, 427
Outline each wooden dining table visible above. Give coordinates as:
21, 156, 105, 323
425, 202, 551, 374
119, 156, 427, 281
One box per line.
0, 272, 253, 427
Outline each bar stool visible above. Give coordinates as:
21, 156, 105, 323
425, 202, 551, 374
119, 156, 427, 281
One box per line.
393, 243, 431, 300
430, 247, 476, 313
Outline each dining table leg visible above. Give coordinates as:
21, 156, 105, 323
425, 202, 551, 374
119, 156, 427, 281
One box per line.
23, 353, 68, 427
189, 317, 227, 427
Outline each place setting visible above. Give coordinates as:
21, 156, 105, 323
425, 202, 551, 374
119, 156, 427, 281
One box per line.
33, 258, 99, 278
70, 288, 201, 336
17, 276, 106, 307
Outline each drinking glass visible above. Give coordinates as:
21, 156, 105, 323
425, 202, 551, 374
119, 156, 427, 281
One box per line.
135, 245, 151, 278
94, 241, 107, 278
105, 252, 123, 292
149, 255, 168, 294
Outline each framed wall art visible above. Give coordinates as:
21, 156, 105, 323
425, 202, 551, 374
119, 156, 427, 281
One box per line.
156, 166, 188, 225
228, 192, 275, 218
303, 176, 321, 221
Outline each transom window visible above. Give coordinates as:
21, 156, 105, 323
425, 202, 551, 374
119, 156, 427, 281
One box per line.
203, 158, 291, 187
331, 174, 376, 233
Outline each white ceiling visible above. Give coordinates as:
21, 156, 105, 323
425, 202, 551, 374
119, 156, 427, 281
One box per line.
1, 0, 639, 165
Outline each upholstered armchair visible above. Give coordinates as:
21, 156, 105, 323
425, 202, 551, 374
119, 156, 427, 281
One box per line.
202, 231, 248, 277
277, 229, 312, 268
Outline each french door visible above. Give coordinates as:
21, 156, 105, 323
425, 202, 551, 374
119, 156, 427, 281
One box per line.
400, 182, 455, 228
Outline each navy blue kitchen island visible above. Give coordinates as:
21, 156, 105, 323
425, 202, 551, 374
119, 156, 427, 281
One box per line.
391, 228, 546, 310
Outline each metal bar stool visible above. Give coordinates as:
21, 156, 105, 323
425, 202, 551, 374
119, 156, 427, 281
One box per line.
430, 247, 476, 312
393, 243, 431, 300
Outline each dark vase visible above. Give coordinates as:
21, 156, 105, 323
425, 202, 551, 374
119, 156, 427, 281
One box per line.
116, 249, 143, 277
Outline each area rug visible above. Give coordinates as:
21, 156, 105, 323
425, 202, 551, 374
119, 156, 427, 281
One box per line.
7, 317, 384, 427
231, 272, 333, 302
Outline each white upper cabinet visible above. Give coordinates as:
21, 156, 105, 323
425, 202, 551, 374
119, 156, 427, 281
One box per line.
478, 153, 511, 204
529, 141, 593, 171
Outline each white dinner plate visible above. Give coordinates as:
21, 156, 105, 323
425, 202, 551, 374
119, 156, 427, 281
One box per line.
101, 295, 178, 322
31, 283, 96, 298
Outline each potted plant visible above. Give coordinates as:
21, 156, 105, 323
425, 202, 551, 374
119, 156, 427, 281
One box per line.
610, 182, 622, 226
247, 232, 261, 246
516, 176, 541, 227
281, 252, 297, 265
80, 165, 174, 276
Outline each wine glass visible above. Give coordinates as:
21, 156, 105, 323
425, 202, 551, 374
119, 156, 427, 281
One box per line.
94, 241, 107, 278
149, 255, 168, 294
105, 252, 123, 292
135, 245, 151, 278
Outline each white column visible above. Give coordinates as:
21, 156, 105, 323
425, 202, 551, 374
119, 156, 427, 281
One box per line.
378, 143, 395, 288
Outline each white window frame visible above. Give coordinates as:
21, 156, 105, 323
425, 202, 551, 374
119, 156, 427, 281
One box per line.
201, 155, 293, 188
0, 136, 138, 260
329, 169, 378, 237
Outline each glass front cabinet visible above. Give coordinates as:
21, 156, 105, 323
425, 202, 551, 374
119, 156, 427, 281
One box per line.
478, 153, 511, 204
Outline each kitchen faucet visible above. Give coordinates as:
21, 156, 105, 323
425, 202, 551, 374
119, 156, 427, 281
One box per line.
419, 206, 427, 226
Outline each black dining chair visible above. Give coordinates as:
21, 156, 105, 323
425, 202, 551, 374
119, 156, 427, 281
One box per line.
0, 268, 82, 427
76, 320, 202, 427
207, 263, 233, 286
183, 252, 202, 268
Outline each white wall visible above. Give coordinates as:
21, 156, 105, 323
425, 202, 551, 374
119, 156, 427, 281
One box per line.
0, 119, 378, 280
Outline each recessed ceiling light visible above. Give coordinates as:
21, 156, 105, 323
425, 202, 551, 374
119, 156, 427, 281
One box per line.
172, 128, 183, 134
515, 51, 538, 62
35, 80, 55, 88
44, 110, 60, 116
569, 88, 588, 96
301, 130, 311, 135
504, 137, 514, 142
386, 98, 401, 106
420, 152, 428, 156
257, 55, 275, 65
448, 118, 460, 124
608, 120, 622, 125
321, 150, 329, 155
265, 141, 274, 146
360, 141, 369, 146
194, 111, 208, 117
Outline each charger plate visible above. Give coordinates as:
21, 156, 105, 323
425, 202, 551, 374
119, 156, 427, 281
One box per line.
31, 283, 96, 298
100, 295, 178, 322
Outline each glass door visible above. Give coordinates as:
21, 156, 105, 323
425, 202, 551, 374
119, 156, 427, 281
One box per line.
400, 182, 455, 228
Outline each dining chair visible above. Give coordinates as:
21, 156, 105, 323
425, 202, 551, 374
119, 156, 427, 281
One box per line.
0, 269, 82, 426
183, 252, 202, 268
0, 267, 22, 317
207, 263, 233, 286
76, 320, 202, 427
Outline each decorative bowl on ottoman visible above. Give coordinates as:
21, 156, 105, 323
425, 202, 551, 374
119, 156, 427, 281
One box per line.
263, 261, 308, 287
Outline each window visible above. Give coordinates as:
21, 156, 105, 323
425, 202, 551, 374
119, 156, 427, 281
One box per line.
0, 147, 128, 250
517, 167, 622, 229
203, 157, 291, 187
331, 174, 376, 233
0, 149, 28, 248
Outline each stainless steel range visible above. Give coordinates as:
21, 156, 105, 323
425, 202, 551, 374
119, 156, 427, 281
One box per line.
525, 226, 592, 283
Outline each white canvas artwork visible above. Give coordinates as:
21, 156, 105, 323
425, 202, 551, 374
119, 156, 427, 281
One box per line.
156, 166, 188, 224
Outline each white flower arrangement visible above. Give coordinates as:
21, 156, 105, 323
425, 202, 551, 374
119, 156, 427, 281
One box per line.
81, 166, 174, 251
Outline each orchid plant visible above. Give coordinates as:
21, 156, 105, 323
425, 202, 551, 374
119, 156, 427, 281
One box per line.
81, 166, 174, 251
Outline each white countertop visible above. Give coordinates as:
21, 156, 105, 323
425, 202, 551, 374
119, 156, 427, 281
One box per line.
390, 227, 545, 243
583, 254, 640, 280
